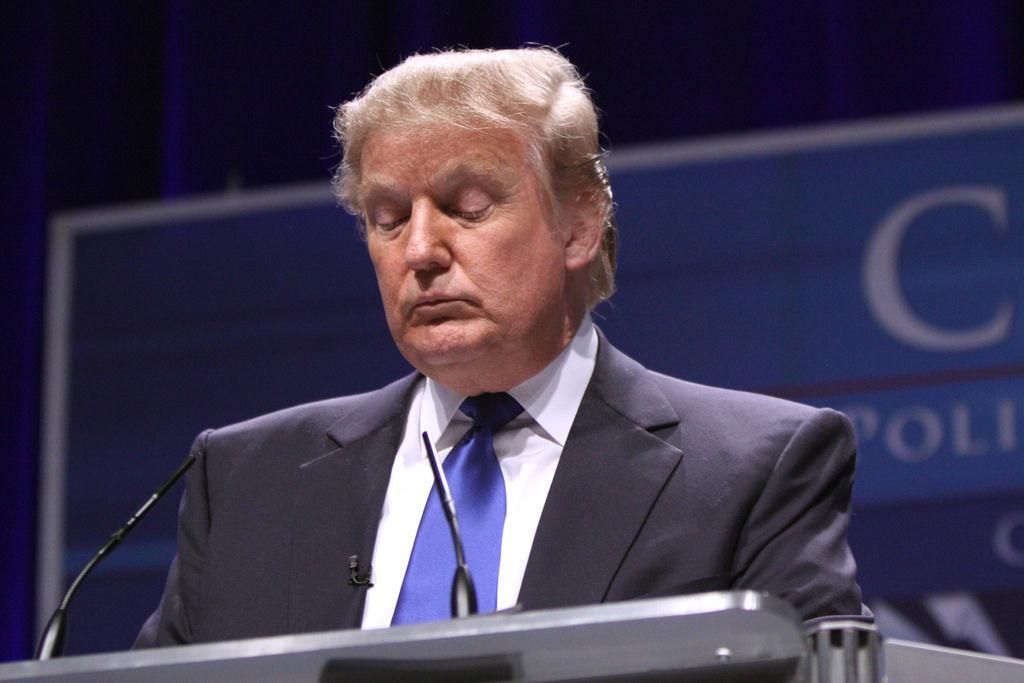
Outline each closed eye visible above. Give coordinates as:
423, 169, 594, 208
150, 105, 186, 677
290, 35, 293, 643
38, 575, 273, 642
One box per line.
367, 205, 408, 233
446, 183, 497, 223
452, 207, 490, 222
374, 217, 407, 232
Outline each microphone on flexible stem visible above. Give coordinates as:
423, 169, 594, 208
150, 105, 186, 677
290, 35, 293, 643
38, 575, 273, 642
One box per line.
421, 431, 477, 618
35, 453, 197, 660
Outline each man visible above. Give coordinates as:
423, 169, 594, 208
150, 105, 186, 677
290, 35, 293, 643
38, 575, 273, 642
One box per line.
136, 47, 862, 646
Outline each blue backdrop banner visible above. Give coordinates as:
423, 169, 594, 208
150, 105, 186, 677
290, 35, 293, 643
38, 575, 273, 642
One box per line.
41, 105, 1024, 655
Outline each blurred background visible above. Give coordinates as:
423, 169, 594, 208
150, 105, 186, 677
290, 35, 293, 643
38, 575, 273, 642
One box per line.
3, 0, 1024, 663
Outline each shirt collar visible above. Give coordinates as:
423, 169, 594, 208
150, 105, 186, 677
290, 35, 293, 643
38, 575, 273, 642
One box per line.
421, 316, 599, 448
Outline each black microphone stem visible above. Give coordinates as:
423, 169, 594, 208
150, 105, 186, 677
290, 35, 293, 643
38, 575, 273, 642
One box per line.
35, 453, 197, 660
421, 432, 478, 618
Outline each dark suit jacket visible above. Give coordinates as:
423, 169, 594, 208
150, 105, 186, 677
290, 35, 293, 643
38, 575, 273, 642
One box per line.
136, 334, 863, 646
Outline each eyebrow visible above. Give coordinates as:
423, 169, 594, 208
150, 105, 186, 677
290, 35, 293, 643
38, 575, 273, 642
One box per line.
437, 160, 520, 190
359, 179, 405, 204
358, 157, 522, 208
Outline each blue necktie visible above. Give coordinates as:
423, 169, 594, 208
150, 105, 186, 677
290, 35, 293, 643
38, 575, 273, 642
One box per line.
391, 392, 524, 625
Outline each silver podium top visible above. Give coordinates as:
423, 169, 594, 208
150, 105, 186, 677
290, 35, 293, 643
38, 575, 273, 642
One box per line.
0, 591, 805, 682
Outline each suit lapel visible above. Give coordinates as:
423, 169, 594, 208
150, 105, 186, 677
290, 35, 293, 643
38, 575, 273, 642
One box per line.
518, 337, 683, 610
288, 374, 417, 633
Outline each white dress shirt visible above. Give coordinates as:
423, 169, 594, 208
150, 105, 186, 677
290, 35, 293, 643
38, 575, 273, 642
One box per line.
360, 317, 599, 628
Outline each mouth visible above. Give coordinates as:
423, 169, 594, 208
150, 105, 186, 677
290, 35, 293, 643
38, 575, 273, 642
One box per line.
407, 295, 474, 317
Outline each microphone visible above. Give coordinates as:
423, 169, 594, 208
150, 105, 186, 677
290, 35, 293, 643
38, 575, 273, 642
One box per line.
348, 555, 373, 587
420, 431, 478, 618
35, 453, 197, 660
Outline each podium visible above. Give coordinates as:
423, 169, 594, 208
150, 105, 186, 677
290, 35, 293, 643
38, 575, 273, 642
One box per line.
2, 591, 1023, 681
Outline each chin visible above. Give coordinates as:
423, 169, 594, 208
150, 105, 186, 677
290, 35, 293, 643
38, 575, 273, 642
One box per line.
399, 322, 497, 371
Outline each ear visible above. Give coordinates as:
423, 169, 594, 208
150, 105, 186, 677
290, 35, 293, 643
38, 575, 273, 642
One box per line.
563, 200, 605, 273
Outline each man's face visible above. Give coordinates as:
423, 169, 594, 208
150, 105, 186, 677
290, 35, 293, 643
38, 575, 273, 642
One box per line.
358, 126, 587, 394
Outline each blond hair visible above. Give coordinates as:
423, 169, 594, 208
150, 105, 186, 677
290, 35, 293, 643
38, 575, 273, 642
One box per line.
331, 47, 616, 307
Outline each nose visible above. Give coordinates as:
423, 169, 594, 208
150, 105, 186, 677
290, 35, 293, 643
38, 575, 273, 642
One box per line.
403, 200, 453, 271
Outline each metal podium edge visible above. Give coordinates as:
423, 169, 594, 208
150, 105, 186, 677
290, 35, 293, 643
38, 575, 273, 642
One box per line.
0, 591, 802, 680
884, 639, 1024, 683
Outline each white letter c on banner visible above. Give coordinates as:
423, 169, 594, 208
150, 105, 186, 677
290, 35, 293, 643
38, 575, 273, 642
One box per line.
993, 512, 1024, 567
863, 186, 1012, 351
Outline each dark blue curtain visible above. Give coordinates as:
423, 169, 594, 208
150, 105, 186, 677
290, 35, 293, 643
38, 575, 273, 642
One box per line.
3, 0, 1022, 661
